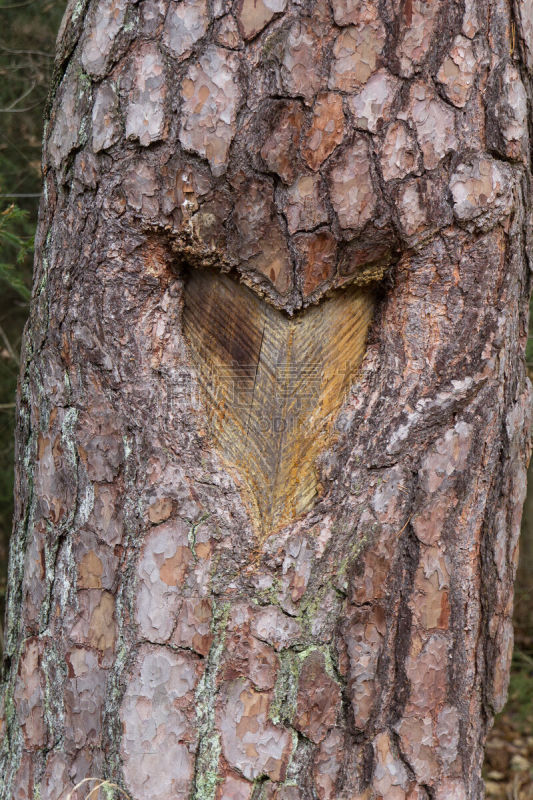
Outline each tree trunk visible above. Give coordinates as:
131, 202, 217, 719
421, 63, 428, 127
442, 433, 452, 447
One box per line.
1, 0, 532, 798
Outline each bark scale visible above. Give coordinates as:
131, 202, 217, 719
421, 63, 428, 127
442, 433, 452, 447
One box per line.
0, 0, 532, 799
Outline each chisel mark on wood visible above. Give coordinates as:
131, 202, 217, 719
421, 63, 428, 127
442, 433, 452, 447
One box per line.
183, 269, 376, 535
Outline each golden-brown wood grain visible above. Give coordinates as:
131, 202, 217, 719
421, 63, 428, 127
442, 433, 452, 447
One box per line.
184, 270, 376, 535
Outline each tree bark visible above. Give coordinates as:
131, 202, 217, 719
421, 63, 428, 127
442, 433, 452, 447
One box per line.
1, 0, 532, 798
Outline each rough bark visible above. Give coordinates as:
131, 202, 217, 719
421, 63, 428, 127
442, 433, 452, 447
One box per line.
1, 0, 532, 799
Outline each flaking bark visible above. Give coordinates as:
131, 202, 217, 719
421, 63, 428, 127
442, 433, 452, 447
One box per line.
1, 0, 532, 799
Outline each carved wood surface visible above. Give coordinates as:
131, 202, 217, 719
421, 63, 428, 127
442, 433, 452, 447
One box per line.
184, 270, 376, 533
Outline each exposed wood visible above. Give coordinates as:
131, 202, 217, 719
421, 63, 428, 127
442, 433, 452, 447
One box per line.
184, 270, 376, 534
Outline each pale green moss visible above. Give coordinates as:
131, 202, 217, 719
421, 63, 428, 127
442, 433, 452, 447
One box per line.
298, 584, 328, 633
191, 601, 230, 800
122, 435, 132, 461
41, 641, 67, 742
261, 27, 286, 60
336, 530, 370, 579
77, 70, 92, 94
104, 640, 130, 780
269, 650, 299, 726
60, 406, 79, 469
194, 733, 222, 800
254, 576, 281, 606
71, 0, 88, 25
0, 656, 24, 800
77, 482, 95, 527
188, 513, 211, 563
101, 782, 119, 800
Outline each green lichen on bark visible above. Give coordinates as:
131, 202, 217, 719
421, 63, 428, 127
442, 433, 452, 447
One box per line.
269, 649, 299, 727
0, 645, 24, 799
191, 600, 230, 800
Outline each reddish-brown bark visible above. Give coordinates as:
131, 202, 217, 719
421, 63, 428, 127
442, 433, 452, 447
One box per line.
1, 0, 532, 798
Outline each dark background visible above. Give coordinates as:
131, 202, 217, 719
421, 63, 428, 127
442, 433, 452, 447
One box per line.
0, 2, 531, 796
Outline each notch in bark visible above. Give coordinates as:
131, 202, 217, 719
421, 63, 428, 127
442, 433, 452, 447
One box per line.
183, 268, 377, 534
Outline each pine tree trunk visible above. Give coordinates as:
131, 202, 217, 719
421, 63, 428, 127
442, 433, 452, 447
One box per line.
1, 0, 532, 798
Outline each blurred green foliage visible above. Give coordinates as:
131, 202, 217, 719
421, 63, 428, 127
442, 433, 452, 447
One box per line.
527, 323, 533, 371
507, 649, 533, 725
0, 204, 32, 300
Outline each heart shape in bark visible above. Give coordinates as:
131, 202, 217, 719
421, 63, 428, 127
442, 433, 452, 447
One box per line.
184, 269, 376, 535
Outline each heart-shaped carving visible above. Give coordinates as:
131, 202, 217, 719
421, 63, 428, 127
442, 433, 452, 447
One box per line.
184, 269, 376, 536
